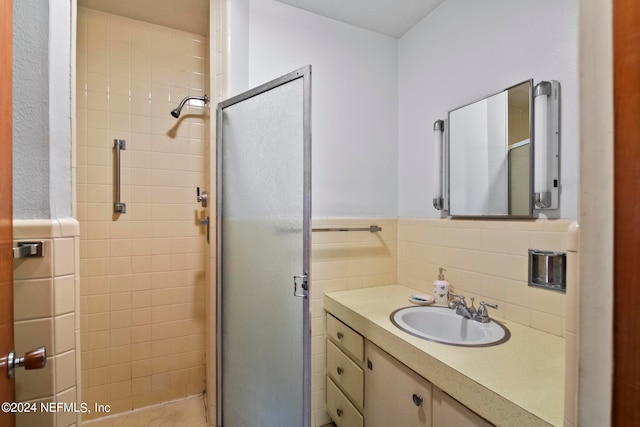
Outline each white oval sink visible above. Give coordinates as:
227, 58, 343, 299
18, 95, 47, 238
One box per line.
391, 306, 510, 347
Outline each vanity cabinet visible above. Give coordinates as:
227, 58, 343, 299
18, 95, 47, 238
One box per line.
326, 314, 365, 427
326, 313, 495, 427
365, 341, 433, 427
432, 387, 493, 427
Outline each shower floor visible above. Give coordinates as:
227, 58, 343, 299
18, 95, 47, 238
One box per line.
83, 395, 207, 427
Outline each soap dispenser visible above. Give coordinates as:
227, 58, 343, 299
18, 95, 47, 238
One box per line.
433, 268, 449, 305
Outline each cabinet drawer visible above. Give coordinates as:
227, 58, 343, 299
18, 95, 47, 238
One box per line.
327, 340, 364, 408
327, 377, 364, 427
327, 314, 364, 362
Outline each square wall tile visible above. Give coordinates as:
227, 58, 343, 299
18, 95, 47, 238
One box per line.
54, 275, 76, 316
56, 351, 77, 393
55, 386, 78, 427
13, 220, 57, 239
16, 397, 54, 427
14, 278, 53, 320
15, 357, 54, 401
53, 238, 76, 276
14, 319, 54, 357
55, 314, 76, 354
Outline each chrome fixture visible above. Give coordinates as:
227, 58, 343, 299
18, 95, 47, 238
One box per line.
528, 249, 566, 292
6, 347, 47, 378
170, 94, 210, 118
433, 119, 446, 211
13, 241, 44, 259
311, 225, 382, 233
197, 187, 208, 208
449, 293, 475, 319
293, 274, 308, 298
200, 215, 210, 244
449, 293, 498, 323
113, 139, 126, 213
533, 80, 560, 209
475, 302, 499, 323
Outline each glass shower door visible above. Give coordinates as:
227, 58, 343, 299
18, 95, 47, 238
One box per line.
216, 66, 311, 427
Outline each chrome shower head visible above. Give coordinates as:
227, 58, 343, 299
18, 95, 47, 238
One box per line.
170, 94, 210, 118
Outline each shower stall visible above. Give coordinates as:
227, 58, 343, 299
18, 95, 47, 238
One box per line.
76, 6, 211, 419
76, 3, 312, 426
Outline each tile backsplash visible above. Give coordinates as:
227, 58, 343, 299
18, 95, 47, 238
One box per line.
397, 218, 570, 336
311, 218, 397, 427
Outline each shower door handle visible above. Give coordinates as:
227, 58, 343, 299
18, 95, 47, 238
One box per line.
113, 139, 126, 213
200, 216, 210, 244
293, 274, 308, 298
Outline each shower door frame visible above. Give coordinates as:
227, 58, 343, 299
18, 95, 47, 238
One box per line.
215, 65, 312, 427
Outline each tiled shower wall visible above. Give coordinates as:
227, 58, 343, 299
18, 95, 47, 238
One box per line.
76, 9, 209, 419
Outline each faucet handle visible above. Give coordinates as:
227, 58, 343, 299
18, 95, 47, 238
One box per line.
449, 292, 464, 302
447, 292, 463, 309
475, 301, 499, 323
468, 297, 477, 315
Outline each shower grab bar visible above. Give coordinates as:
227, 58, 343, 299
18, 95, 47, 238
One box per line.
312, 225, 382, 233
113, 139, 126, 214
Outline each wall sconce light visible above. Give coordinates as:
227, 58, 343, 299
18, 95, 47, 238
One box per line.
533, 80, 560, 209
433, 119, 445, 210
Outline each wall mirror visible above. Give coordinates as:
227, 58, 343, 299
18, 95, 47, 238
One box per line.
447, 80, 533, 217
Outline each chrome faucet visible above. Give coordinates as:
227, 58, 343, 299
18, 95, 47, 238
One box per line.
449, 293, 476, 319
448, 293, 502, 323
474, 302, 499, 323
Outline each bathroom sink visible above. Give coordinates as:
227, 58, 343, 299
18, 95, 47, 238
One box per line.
390, 306, 510, 347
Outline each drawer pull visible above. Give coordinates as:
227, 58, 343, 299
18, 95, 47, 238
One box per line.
336, 408, 343, 417
412, 393, 423, 407
336, 331, 344, 340
336, 367, 344, 375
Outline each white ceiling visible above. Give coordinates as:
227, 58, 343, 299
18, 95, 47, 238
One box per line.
78, 0, 445, 40
273, 0, 446, 38
77, 0, 209, 36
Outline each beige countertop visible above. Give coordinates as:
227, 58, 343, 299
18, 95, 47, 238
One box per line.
324, 285, 565, 427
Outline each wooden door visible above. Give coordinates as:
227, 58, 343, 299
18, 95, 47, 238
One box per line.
0, 0, 14, 425
613, 0, 640, 424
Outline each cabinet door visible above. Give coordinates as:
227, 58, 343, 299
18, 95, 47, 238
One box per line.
365, 342, 432, 427
432, 387, 493, 427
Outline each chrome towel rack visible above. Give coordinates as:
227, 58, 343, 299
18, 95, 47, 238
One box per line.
312, 225, 382, 233
113, 139, 126, 213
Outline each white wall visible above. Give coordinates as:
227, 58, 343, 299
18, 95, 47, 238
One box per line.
398, 0, 579, 218
232, 0, 399, 217
13, 0, 73, 219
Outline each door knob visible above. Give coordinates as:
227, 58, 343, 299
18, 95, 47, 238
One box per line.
6, 347, 47, 378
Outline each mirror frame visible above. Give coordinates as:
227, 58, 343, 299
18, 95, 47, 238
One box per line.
446, 79, 534, 218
